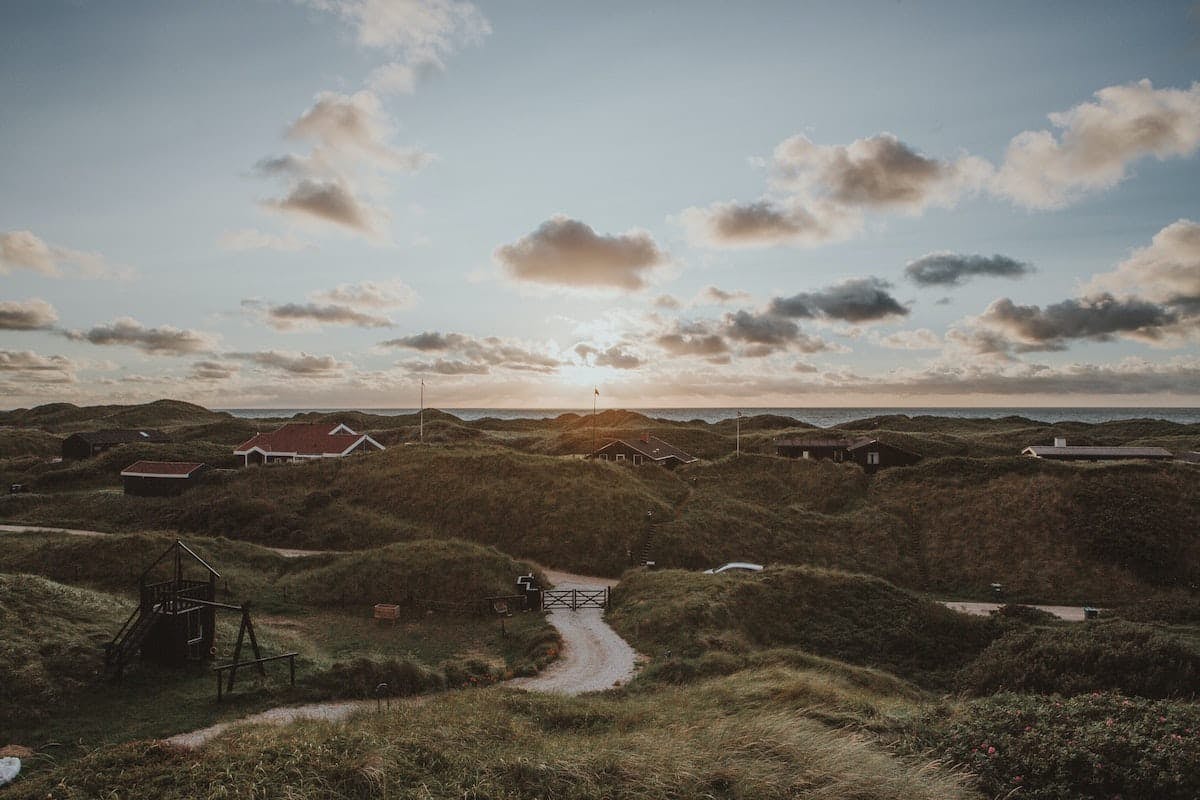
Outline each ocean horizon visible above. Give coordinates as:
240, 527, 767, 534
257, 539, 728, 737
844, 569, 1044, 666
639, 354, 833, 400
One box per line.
220, 406, 1200, 426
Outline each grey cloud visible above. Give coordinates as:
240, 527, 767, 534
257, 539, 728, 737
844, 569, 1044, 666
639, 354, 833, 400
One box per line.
190, 360, 239, 381
228, 350, 347, 376
0, 349, 75, 376
494, 215, 670, 290
66, 317, 216, 356
697, 285, 752, 304
313, 279, 415, 309
264, 302, 393, 330
381, 331, 560, 372
654, 331, 730, 358
723, 310, 800, 345
0, 298, 58, 330
770, 277, 909, 323
905, 253, 1034, 287
653, 294, 682, 310
679, 199, 854, 248
264, 179, 377, 233
978, 294, 1179, 350
398, 359, 490, 376
0, 230, 128, 279
575, 343, 642, 370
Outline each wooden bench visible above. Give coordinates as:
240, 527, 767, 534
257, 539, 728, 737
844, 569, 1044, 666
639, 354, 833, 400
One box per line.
373, 603, 400, 626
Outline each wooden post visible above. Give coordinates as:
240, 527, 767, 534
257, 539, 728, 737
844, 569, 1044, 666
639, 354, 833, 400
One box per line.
228, 610, 248, 692
243, 605, 266, 676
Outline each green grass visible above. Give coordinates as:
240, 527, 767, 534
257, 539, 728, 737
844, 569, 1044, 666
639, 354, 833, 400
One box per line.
608, 566, 1006, 688
6, 667, 979, 800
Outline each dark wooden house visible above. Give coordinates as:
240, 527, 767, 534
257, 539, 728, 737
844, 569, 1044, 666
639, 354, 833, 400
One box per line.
775, 436, 921, 474
120, 461, 208, 496
591, 435, 698, 468
62, 428, 170, 460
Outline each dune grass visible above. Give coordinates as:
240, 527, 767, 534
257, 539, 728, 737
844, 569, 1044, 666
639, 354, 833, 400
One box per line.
6, 667, 978, 800
608, 566, 1005, 688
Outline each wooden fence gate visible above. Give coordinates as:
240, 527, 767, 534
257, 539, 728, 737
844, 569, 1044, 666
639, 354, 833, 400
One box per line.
541, 587, 609, 610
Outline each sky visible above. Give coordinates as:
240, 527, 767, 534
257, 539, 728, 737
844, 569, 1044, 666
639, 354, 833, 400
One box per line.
2, 0, 1199, 409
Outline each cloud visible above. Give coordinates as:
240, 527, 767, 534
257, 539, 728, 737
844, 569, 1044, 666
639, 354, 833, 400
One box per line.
769, 277, 909, 323
681, 132, 988, 250
381, 331, 561, 372
0, 349, 76, 382
0, 230, 129, 279
261, 302, 394, 330
678, 199, 858, 248
301, 0, 489, 58
494, 215, 671, 291
263, 178, 381, 233
653, 294, 682, 310
977, 294, 1179, 351
696, 285, 752, 305
396, 358, 490, 375
189, 360, 240, 381
772, 133, 992, 211
286, 90, 433, 172
873, 328, 942, 350
904, 252, 1034, 287
313, 278, 416, 309
219, 228, 312, 252
1086, 219, 1200, 312
65, 317, 217, 356
653, 311, 832, 360
258, 90, 434, 238
0, 298, 58, 330
228, 350, 348, 376
654, 330, 730, 359
993, 80, 1200, 208
575, 343, 642, 370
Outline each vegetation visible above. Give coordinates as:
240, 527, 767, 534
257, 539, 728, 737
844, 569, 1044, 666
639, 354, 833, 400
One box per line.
608, 566, 1005, 687
7, 668, 978, 800
957, 620, 1200, 699
901, 692, 1200, 800
0, 574, 127, 711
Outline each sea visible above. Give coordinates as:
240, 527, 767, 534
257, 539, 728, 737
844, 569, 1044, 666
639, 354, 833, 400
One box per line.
221, 407, 1200, 426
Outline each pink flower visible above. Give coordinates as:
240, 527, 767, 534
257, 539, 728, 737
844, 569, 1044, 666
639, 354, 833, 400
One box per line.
988, 746, 996, 755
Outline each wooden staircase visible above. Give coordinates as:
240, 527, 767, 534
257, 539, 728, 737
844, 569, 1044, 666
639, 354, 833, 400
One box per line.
638, 522, 659, 567
104, 604, 158, 678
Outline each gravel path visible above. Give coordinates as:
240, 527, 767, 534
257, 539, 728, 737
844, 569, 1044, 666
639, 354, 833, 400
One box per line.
509, 568, 638, 695
941, 600, 1090, 621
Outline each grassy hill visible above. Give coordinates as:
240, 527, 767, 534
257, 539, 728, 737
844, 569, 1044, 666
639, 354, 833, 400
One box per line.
608, 566, 1005, 688
5, 668, 978, 800
0, 574, 127, 710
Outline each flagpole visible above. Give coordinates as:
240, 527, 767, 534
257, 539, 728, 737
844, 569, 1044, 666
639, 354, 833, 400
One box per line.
736, 410, 741, 457
592, 388, 597, 455
419, 379, 424, 442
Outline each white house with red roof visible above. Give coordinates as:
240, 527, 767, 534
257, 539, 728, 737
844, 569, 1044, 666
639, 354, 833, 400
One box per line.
233, 422, 384, 466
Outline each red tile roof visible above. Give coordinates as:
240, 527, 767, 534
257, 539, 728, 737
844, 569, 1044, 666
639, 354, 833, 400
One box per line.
234, 422, 381, 457
121, 461, 206, 477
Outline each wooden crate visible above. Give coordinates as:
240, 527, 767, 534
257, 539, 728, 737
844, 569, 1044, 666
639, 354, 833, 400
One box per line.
373, 603, 400, 625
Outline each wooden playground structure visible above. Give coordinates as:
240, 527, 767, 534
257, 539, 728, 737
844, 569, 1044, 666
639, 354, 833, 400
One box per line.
104, 540, 297, 700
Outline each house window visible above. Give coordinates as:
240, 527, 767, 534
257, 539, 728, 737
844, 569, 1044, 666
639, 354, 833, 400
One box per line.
616, 453, 626, 462
633, 454, 643, 465
867, 451, 880, 465
600, 454, 609, 461
802, 450, 810, 459
834, 450, 843, 462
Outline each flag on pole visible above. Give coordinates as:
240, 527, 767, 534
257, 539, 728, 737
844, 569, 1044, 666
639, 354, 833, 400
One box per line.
594, 387, 599, 397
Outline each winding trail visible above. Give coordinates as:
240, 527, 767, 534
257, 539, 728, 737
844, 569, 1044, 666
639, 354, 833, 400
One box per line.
0, 523, 333, 559
510, 569, 638, 695
940, 600, 1091, 622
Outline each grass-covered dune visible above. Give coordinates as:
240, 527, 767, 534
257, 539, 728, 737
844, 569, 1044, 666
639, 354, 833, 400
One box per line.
6, 668, 978, 800
0, 574, 127, 711
0, 399, 232, 433
0, 440, 240, 492
608, 566, 1004, 688
2, 441, 1198, 599
0, 531, 544, 612
0, 428, 61, 458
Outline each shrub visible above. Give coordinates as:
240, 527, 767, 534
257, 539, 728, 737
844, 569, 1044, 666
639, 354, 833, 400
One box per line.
901, 692, 1200, 800
957, 621, 1200, 699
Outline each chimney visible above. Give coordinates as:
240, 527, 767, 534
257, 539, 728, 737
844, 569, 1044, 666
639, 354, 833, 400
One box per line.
641, 431, 649, 443
1054, 437, 1067, 448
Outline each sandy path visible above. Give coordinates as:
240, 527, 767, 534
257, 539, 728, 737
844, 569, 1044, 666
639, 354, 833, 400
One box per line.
509, 567, 637, 695
941, 601, 1090, 622
0, 523, 333, 558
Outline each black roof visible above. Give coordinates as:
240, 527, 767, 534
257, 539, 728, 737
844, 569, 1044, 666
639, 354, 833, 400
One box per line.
598, 436, 697, 463
67, 429, 171, 445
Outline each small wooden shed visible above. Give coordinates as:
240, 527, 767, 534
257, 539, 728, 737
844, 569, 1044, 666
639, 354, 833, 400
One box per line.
121, 461, 208, 496
62, 429, 171, 460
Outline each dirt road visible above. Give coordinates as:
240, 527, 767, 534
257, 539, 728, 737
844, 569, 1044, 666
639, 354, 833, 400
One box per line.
509, 568, 638, 695
941, 600, 1090, 622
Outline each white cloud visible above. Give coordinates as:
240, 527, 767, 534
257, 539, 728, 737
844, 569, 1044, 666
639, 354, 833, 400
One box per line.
0, 230, 131, 279
993, 80, 1200, 208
